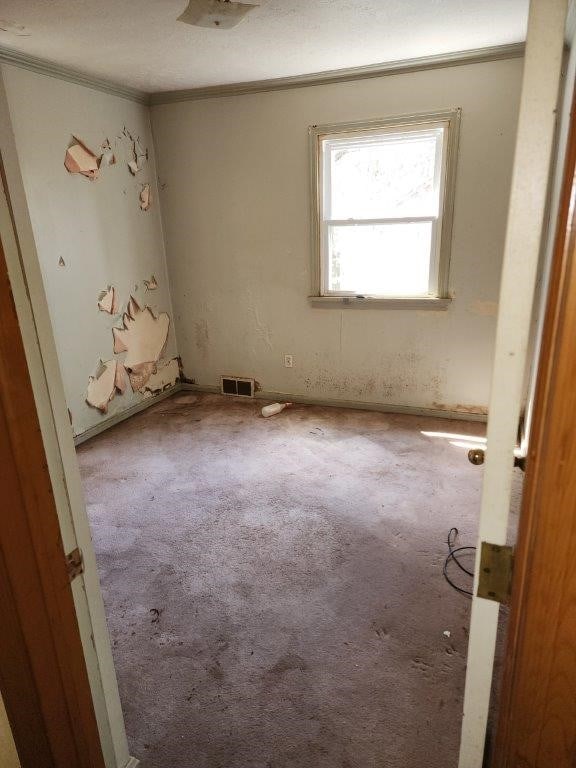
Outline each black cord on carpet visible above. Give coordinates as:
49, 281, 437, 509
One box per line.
443, 527, 475, 597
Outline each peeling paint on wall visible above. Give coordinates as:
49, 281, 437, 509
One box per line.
115, 361, 129, 394
2, 63, 178, 437
100, 138, 116, 166
139, 183, 151, 211
141, 358, 181, 394
65, 128, 150, 192
126, 131, 148, 175
87, 289, 176, 413
86, 359, 118, 413
97, 286, 119, 314
144, 275, 158, 291
112, 297, 169, 368
126, 362, 156, 392
64, 137, 99, 180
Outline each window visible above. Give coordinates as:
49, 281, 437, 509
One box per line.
309, 110, 460, 305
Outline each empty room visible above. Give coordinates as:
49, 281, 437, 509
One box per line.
0, 1, 572, 768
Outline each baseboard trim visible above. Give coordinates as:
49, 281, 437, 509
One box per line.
181, 383, 488, 423
73, 384, 182, 446
72, 381, 486, 446
121, 757, 140, 768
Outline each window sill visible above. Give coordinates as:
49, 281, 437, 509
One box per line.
308, 295, 452, 310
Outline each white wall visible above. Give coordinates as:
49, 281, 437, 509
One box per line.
151, 57, 522, 414
1, 65, 178, 436
1, 57, 523, 425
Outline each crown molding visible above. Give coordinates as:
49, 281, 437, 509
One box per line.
0, 41, 526, 108
150, 42, 525, 105
0, 44, 149, 104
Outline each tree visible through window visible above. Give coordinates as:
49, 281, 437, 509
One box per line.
311, 111, 459, 301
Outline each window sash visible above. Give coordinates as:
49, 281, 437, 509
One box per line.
322, 125, 445, 223
320, 218, 440, 297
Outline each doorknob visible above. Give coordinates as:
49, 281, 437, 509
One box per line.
467, 447, 525, 471
468, 448, 485, 465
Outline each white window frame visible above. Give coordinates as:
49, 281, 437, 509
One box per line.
309, 109, 461, 308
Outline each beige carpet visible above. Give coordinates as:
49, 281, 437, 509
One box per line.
78, 392, 488, 768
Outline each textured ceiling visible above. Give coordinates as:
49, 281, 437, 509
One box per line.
0, 0, 529, 94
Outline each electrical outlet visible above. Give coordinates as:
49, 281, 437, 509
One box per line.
284, 354, 294, 368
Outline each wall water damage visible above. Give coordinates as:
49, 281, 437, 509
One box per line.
2, 55, 524, 432
1, 64, 178, 436
151, 57, 524, 413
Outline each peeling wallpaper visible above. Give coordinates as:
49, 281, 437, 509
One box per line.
2, 64, 178, 436
151, 58, 523, 413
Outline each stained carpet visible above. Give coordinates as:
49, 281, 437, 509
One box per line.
78, 392, 488, 768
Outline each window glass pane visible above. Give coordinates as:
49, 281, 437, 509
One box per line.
328, 222, 432, 296
327, 129, 441, 220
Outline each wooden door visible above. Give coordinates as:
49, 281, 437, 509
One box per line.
0, 188, 105, 768
492, 82, 576, 767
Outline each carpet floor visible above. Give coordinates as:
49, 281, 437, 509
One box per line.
78, 392, 488, 768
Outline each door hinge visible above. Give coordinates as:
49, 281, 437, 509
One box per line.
65, 547, 84, 581
477, 542, 514, 604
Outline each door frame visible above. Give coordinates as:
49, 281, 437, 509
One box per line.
458, 1, 570, 765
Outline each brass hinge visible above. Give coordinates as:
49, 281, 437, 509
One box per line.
477, 542, 514, 604
65, 547, 84, 581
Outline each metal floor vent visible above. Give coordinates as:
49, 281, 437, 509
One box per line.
220, 376, 255, 398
